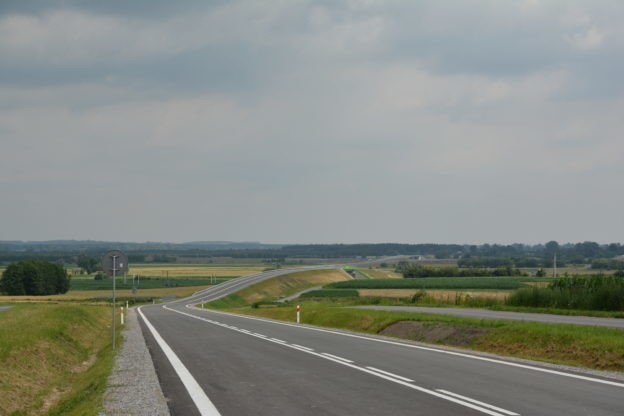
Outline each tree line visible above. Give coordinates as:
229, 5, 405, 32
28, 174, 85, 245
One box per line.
398, 263, 526, 278
0, 260, 70, 295
1, 240, 623, 265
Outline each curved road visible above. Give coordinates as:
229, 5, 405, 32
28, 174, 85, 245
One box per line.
138, 268, 624, 416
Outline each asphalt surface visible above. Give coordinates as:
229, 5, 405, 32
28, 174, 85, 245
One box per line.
0, 306, 12, 312
352, 306, 624, 329
139, 267, 624, 416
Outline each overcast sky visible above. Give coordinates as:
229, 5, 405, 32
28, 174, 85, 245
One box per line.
1, 1, 623, 244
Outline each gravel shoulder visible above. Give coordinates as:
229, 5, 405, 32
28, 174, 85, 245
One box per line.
101, 308, 170, 416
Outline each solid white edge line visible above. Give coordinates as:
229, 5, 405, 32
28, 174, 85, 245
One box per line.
437, 390, 519, 416
163, 306, 508, 416
365, 366, 414, 382
137, 306, 221, 416
321, 353, 354, 363
187, 306, 624, 389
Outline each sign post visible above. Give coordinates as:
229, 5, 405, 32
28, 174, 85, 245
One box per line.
102, 250, 129, 350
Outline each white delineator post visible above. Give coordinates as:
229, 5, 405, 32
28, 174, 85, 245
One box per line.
121, 306, 124, 325
296, 304, 301, 324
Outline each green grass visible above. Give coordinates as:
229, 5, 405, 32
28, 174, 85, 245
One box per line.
0, 303, 117, 415
213, 300, 624, 371
203, 269, 350, 308
328, 277, 538, 290
300, 289, 359, 298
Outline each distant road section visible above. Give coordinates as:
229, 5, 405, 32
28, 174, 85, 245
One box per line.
353, 306, 624, 329
0, 306, 12, 313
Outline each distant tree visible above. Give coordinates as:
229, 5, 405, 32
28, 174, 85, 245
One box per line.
76, 255, 100, 274
0, 261, 70, 295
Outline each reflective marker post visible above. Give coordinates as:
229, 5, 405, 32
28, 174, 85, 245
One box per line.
296, 305, 301, 324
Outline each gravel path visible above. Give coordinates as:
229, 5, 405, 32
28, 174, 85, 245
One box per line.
101, 308, 170, 416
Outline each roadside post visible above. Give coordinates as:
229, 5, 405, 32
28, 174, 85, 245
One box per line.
121, 306, 124, 325
296, 304, 301, 324
102, 250, 129, 350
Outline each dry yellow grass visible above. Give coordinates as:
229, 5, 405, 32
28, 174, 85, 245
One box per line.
0, 285, 209, 302
237, 269, 351, 303
128, 265, 266, 277
358, 289, 511, 301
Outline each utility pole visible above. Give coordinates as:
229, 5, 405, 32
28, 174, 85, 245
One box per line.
553, 253, 557, 278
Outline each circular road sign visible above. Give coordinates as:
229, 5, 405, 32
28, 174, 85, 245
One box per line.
102, 250, 129, 276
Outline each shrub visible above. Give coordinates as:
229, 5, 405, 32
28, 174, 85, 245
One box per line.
507, 275, 624, 311
300, 289, 359, 298
0, 260, 70, 295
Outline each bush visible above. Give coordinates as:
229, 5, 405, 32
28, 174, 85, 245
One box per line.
300, 289, 359, 298
507, 275, 624, 311
0, 260, 70, 295
94, 272, 107, 280
400, 264, 525, 278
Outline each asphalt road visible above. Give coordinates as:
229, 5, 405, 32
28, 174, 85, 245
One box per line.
352, 306, 624, 329
0, 306, 12, 312
138, 268, 624, 416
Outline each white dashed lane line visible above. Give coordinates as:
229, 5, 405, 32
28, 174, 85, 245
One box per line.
163, 305, 521, 416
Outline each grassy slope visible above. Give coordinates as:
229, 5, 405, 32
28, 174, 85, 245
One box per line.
208, 269, 350, 308
223, 301, 624, 371
0, 304, 117, 415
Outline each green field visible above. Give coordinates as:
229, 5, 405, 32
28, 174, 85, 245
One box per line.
69, 276, 228, 291
327, 277, 543, 290
300, 289, 359, 298
0, 303, 117, 415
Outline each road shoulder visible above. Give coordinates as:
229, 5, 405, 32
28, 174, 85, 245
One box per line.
101, 307, 170, 416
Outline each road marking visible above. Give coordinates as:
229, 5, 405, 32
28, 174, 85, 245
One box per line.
321, 353, 353, 363
270, 338, 287, 343
291, 344, 314, 351
437, 390, 519, 416
190, 306, 624, 389
162, 306, 515, 416
365, 366, 414, 382
252, 333, 267, 338
137, 307, 221, 416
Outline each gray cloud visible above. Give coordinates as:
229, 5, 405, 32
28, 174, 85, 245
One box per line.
1, 1, 623, 243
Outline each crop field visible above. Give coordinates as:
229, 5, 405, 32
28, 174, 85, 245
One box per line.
357, 268, 402, 279
0, 285, 208, 302
127, 264, 267, 278
300, 289, 360, 298
69, 277, 226, 291
328, 277, 543, 290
